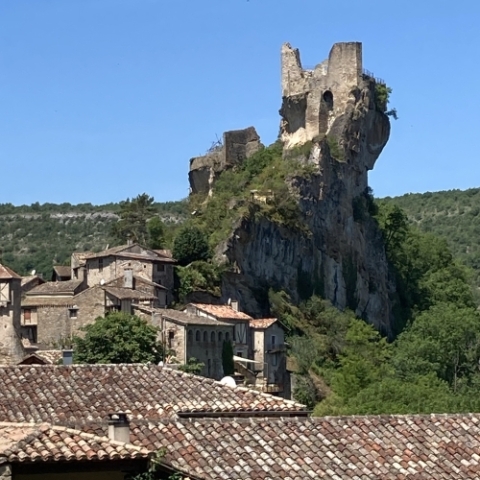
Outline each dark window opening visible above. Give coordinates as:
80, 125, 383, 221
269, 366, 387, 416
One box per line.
68, 308, 78, 319
98, 258, 104, 273
203, 331, 208, 342
195, 330, 200, 342
323, 90, 334, 109
168, 331, 174, 349
210, 331, 215, 343
218, 332, 223, 343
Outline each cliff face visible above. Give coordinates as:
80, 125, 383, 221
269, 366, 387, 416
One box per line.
213, 42, 395, 334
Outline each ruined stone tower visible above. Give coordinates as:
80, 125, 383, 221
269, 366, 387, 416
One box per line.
280, 42, 363, 148
0, 264, 25, 364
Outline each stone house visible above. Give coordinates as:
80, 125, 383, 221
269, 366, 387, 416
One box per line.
51, 265, 71, 281
249, 318, 287, 393
0, 264, 24, 364
136, 307, 234, 380
21, 277, 157, 348
72, 243, 175, 303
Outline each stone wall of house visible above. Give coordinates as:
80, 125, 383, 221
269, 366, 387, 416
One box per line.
36, 304, 72, 347
0, 278, 25, 364
185, 324, 234, 379
74, 286, 106, 331
163, 319, 187, 364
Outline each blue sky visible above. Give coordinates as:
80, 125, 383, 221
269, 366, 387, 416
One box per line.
0, 0, 478, 205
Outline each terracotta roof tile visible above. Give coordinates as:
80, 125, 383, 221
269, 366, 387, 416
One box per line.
27, 280, 84, 296
249, 318, 277, 329
0, 364, 307, 426
190, 304, 253, 321
0, 263, 21, 280
0, 422, 150, 464
126, 414, 480, 480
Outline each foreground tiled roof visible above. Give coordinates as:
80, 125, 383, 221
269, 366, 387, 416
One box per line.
0, 365, 307, 425
128, 414, 480, 480
26, 280, 84, 296
0, 422, 150, 464
249, 318, 277, 329
0, 263, 21, 280
190, 303, 253, 321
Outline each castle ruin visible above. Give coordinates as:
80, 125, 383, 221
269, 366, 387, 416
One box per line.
280, 42, 369, 148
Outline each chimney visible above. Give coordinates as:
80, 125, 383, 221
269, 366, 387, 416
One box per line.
108, 413, 130, 443
62, 349, 73, 365
124, 268, 133, 289
231, 300, 239, 312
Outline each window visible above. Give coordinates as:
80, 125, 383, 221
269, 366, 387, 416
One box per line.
236, 351, 243, 358
271, 335, 276, 347
68, 308, 78, 319
195, 330, 201, 342
233, 326, 236, 342
187, 330, 193, 343
272, 354, 278, 367
225, 332, 230, 342
218, 332, 223, 343
203, 331, 208, 342
168, 331, 174, 349
98, 258, 104, 273
211, 331, 215, 343
156, 264, 165, 273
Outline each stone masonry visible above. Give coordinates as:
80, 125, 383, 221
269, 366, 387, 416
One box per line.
189, 126, 263, 195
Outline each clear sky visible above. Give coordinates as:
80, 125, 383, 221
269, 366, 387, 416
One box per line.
1, 0, 479, 205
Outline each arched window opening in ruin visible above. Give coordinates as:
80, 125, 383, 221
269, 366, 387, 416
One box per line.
323, 90, 333, 110
218, 332, 223, 343
195, 330, 200, 342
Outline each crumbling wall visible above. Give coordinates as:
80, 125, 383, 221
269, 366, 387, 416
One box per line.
189, 127, 263, 195
280, 42, 363, 149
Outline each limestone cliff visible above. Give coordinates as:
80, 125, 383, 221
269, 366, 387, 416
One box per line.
192, 42, 395, 334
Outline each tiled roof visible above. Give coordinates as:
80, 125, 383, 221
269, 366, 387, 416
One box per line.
21, 297, 74, 307
249, 318, 277, 329
0, 365, 307, 425
84, 244, 175, 263
26, 280, 84, 296
52, 265, 71, 278
0, 422, 150, 464
154, 249, 173, 259
103, 286, 157, 301
0, 263, 21, 280
21, 275, 45, 287
162, 309, 232, 327
190, 303, 253, 321
126, 414, 480, 480
19, 350, 63, 365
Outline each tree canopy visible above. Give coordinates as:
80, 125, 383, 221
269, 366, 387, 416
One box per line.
73, 312, 163, 364
173, 226, 210, 266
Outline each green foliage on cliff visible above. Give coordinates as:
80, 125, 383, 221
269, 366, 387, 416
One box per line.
284, 197, 480, 415
186, 142, 312, 250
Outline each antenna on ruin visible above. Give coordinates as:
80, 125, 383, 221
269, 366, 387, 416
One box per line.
220, 376, 236, 388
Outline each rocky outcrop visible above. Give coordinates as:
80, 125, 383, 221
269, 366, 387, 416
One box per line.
214, 43, 395, 335
189, 127, 262, 196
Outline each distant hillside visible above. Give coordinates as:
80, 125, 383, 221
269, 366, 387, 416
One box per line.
381, 187, 480, 282
0, 200, 188, 277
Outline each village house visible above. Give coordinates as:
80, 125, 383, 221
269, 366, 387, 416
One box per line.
18, 243, 175, 349
133, 302, 288, 393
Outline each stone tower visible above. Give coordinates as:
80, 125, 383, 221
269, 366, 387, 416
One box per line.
0, 263, 25, 364
280, 42, 363, 148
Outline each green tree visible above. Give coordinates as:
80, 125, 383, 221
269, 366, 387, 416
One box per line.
178, 357, 204, 375
173, 226, 210, 266
112, 193, 156, 245
147, 216, 165, 249
73, 313, 162, 364
222, 340, 234, 376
